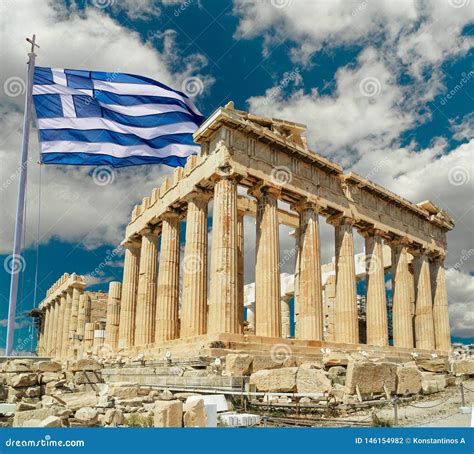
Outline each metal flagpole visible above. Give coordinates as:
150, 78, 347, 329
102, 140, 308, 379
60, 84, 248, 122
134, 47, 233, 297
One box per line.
5, 35, 39, 356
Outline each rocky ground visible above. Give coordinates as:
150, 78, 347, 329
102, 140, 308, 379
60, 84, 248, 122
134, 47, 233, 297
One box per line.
0, 354, 472, 428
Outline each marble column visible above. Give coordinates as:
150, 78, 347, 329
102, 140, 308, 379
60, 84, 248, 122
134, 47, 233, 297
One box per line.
208, 177, 240, 334
413, 251, 435, 350
47, 301, 58, 356
76, 294, 86, 355
331, 217, 358, 344
105, 281, 122, 350
118, 242, 140, 349
237, 213, 245, 335
135, 230, 158, 346
390, 240, 414, 348
253, 185, 281, 338
61, 289, 73, 359
281, 296, 291, 338
323, 275, 337, 341
38, 312, 45, 356
181, 193, 210, 338
430, 257, 451, 351
364, 231, 388, 346
67, 287, 82, 358
84, 322, 94, 352
155, 211, 181, 342
42, 305, 51, 356
55, 294, 66, 359
294, 203, 323, 340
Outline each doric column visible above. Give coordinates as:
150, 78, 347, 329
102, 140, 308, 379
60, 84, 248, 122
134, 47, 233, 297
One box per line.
281, 296, 291, 338
252, 184, 281, 338
237, 212, 245, 334
84, 322, 94, 352
61, 289, 73, 360
330, 216, 358, 344
247, 304, 255, 332
75, 294, 86, 357
55, 294, 66, 359
93, 323, 105, 352
323, 275, 336, 341
181, 192, 210, 338
208, 176, 240, 334
105, 281, 122, 350
293, 202, 323, 340
42, 306, 51, 356
47, 301, 57, 356
430, 256, 451, 351
363, 230, 388, 346
117, 242, 140, 349
390, 239, 414, 348
135, 229, 158, 346
413, 251, 435, 350
67, 287, 82, 358
155, 211, 181, 342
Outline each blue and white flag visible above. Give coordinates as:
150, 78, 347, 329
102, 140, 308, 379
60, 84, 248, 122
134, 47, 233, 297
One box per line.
32, 67, 204, 167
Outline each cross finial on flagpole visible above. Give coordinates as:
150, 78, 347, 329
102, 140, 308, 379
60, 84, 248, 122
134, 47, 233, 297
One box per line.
26, 35, 40, 56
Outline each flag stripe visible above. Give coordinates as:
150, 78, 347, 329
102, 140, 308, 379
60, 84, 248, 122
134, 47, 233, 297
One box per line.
41, 152, 188, 168
37, 118, 198, 139
39, 130, 196, 149
41, 141, 199, 158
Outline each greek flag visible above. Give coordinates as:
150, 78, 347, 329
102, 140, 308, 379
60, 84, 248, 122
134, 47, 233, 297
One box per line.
32, 67, 204, 167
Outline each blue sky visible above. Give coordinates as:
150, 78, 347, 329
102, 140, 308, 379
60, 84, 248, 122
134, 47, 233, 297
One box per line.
0, 0, 473, 352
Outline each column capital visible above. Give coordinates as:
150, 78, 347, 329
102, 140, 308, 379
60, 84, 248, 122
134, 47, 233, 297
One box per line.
248, 181, 281, 199
183, 188, 213, 204
386, 235, 411, 248
358, 226, 387, 239
122, 237, 141, 249
291, 198, 323, 214
326, 213, 355, 227
138, 225, 160, 237
159, 208, 181, 222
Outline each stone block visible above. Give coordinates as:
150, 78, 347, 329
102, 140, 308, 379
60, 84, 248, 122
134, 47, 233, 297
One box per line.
105, 408, 123, 425
9, 373, 37, 388
299, 361, 324, 370
35, 361, 62, 373
75, 407, 99, 425
153, 400, 183, 427
249, 367, 297, 392
323, 352, 349, 367
396, 365, 422, 395
452, 359, 474, 376
40, 372, 63, 384
70, 359, 102, 372
225, 354, 253, 376
13, 408, 57, 427
39, 415, 61, 428
327, 366, 346, 385
54, 391, 97, 411
74, 371, 102, 385
416, 358, 449, 373
421, 373, 447, 394
108, 382, 139, 399
24, 386, 41, 398
296, 368, 331, 393
345, 360, 397, 395
5, 360, 33, 373
183, 398, 206, 427
251, 356, 283, 373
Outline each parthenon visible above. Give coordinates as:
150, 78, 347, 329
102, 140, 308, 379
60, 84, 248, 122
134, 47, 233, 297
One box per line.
34, 103, 454, 361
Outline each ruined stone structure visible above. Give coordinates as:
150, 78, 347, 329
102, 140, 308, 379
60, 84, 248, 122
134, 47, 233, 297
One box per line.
115, 104, 453, 358
36, 273, 108, 360
34, 104, 454, 362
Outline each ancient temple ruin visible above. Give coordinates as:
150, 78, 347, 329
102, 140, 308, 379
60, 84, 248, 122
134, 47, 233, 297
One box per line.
35, 104, 454, 362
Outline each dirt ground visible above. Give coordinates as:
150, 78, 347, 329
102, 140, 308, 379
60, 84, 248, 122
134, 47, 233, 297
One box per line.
349, 378, 474, 427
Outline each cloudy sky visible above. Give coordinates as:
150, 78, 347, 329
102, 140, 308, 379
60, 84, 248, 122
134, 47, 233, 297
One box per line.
0, 0, 472, 352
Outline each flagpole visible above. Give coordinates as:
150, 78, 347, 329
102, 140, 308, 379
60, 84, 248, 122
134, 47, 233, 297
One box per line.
5, 35, 39, 357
